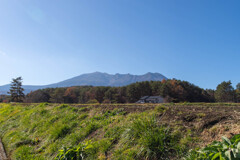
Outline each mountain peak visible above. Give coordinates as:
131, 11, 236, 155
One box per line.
0, 72, 167, 94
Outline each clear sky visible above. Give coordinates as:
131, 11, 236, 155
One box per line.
0, 0, 240, 89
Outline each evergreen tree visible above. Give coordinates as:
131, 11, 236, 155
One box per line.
127, 83, 141, 102
215, 81, 235, 102
8, 77, 25, 102
236, 83, 240, 103
49, 88, 65, 103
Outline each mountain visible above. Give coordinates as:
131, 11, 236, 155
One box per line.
0, 72, 167, 94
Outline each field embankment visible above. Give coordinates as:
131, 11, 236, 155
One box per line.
0, 103, 240, 159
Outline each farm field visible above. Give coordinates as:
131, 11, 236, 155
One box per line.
0, 103, 240, 160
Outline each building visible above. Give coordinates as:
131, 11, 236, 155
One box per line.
136, 96, 164, 103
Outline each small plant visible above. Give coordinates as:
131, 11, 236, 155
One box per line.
55, 140, 95, 160
186, 134, 240, 160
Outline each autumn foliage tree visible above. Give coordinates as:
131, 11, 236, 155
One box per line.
25, 79, 216, 103
63, 87, 78, 103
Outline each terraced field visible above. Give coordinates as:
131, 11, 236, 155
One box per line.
0, 103, 240, 159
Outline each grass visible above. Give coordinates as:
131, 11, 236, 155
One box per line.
0, 103, 97, 159
116, 115, 183, 159
1, 102, 239, 159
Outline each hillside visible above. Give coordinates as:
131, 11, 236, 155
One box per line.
0, 103, 240, 159
0, 72, 167, 94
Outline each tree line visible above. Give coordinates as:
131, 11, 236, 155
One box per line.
1, 77, 240, 103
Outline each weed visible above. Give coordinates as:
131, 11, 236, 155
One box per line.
155, 105, 167, 113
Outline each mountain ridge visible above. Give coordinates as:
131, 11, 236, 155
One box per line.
0, 72, 167, 94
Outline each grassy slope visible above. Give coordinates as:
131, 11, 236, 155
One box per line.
0, 103, 240, 159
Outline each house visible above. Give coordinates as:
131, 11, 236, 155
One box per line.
136, 96, 164, 103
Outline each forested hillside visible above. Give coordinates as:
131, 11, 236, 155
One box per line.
22, 79, 215, 104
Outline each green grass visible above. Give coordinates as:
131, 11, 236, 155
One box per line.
0, 103, 198, 159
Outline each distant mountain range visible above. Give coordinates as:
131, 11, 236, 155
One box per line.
0, 72, 167, 94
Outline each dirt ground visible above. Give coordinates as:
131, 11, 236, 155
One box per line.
159, 105, 240, 147
0, 139, 8, 160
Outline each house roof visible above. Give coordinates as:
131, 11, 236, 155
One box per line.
139, 96, 149, 100
147, 96, 163, 99
140, 96, 163, 100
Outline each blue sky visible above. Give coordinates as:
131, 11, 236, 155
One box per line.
0, 0, 240, 89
